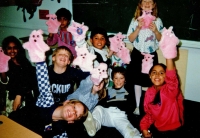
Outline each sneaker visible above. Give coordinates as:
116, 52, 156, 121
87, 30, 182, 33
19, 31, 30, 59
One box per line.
133, 107, 140, 115
83, 111, 96, 137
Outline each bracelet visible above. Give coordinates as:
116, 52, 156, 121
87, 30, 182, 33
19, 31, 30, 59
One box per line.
0, 76, 9, 84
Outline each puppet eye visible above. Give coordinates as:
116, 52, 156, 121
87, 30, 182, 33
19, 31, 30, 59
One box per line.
33, 35, 35, 38
37, 35, 39, 38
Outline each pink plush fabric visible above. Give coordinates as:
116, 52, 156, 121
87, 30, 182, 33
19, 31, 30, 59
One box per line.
46, 14, 61, 34
23, 30, 50, 62
0, 47, 10, 73
109, 33, 130, 64
159, 26, 179, 59
109, 32, 126, 52
116, 42, 131, 64
67, 20, 88, 42
90, 63, 108, 85
72, 43, 96, 72
141, 53, 154, 74
138, 10, 156, 29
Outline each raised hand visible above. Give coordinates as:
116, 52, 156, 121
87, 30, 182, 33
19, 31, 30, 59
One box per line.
23, 29, 50, 62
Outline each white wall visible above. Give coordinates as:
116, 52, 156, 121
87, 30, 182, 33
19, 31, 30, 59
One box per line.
183, 47, 200, 102
0, 0, 72, 42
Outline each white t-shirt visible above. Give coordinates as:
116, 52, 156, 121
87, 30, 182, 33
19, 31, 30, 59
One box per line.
127, 17, 163, 53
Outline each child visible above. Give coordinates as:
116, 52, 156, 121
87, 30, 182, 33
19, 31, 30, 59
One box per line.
68, 75, 141, 138
140, 58, 184, 138
0, 36, 39, 115
9, 41, 89, 137
126, 0, 163, 115
9, 62, 88, 137
75, 26, 111, 68
46, 8, 76, 57
48, 46, 89, 104
102, 67, 133, 114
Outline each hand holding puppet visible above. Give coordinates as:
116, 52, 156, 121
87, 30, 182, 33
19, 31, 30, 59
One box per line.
109, 32, 126, 52
23, 29, 50, 62
90, 63, 108, 85
0, 48, 10, 73
72, 43, 96, 72
46, 14, 61, 33
138, 10, 156, 29
141, 53, 154, 74
159, 26, 179, 59
67, 20, 89, 42
115, 42, 131, 64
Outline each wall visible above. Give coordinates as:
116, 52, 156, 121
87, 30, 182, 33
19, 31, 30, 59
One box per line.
0, 0, 72, 42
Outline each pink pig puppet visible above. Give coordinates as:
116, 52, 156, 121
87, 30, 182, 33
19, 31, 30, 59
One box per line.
90, 63, 108, 85
159, 26, 179, 59
115, 42, 131, 64
67, 20, 89, 43
141, 53, 154, 74
23, 30, 50, 63
109, 32, 126, 52
138, 10, 156, 29
72, 43, 96, 72
46, 14, 61, 34
0, 47, 11, 73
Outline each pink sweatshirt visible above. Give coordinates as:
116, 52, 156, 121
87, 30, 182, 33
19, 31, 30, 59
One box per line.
47, 30, 76, 57
140, 69, 184, 131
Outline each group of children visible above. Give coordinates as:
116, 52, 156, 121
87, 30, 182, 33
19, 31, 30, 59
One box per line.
0, 0, 184, 138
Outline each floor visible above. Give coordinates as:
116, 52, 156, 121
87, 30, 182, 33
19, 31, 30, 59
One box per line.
68, 99, 200, 138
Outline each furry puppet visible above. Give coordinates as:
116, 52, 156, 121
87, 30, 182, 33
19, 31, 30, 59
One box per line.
90, 63, 108, 85
116, 42, 131, 64
109, 32, 126, 52
67, 20, 89, 42
159, 26, 179, 59
0, 47, 10, 73
141, 53, 154, 74
72, 43, 96, 72
138, 10, 156, 29
23, 29, 50, 62
46, 14, 61, 34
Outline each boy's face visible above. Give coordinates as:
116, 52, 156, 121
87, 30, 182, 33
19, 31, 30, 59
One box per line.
62, 101, 84, 123
58, 17, 69, 30
113, 72, 125, 89
90, 34, 106, 50
52, 49, 71, 67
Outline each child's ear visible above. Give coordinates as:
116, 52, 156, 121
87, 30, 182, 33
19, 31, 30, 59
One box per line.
52, 56, 55, 62
90, 38, 93, 44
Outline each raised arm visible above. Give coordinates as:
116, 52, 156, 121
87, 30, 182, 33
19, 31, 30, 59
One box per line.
166, 58, 175, 70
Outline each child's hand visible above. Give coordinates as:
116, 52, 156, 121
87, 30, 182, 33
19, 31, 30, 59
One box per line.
142, 130, 152, 138
13, 95, 21, 111
137, 18, 144, 30
149, 22, 158, 33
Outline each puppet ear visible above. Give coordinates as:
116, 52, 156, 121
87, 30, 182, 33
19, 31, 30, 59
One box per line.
38, 29, 43, 35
